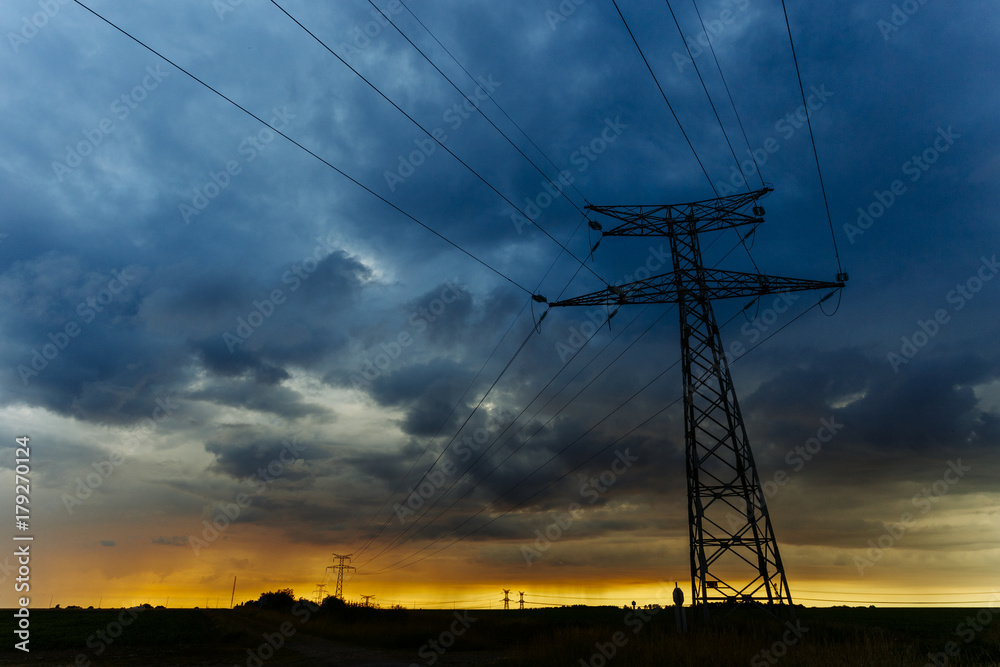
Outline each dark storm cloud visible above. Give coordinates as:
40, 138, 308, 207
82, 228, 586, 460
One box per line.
188, 379, 332, 421
203, 426, 311, 481
745, 347, 1000, 463
1, 0, 998, 590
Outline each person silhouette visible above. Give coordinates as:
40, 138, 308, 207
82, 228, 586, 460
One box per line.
672, 582, 687, 632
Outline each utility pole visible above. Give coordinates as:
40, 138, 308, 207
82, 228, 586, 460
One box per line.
230, 576, 237, 609
518, 591, 525, 610
313, 584, 328, 605
361, 594, 375, 607
549, 187, 845, 611
502, 589, 510, 610
326, 553, 356, 600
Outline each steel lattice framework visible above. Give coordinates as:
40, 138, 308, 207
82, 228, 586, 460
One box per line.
326, 553, 355, 600
549, 187, 844, 609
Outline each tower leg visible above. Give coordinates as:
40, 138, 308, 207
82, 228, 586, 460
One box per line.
671, 220, 792, 610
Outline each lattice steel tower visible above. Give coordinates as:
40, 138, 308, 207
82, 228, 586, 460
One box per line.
550, 187, 845, 609
326, 553, 356, 600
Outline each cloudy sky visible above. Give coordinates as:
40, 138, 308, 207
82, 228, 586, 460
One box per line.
1, 0, 998, 610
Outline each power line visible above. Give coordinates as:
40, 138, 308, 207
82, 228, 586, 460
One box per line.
355, 304, 663, 569
66, 0, 605, 574
397, 0, 592, 208
358, 235, 756, 568
779, 0, 844, 278
354, 325, 537, 566
368, 0, 591, 217
690, 0, 765, 188
67, 0, 534, 297
351, 299, 532, 558
796, 597, 996, 606
360, 292, 834, 575
353, 197, 594, 557
357, 228, 754, 566
359, 308, 694, 575
354, 212, 596, 562
795, 590, 1000, 597
663, 0, 747, 193
611, 0, 717, 197
661, 0, 761, 274
270, 0, 608, 289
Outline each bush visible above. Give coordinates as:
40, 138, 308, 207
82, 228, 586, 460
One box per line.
256, 589, 296, 610
320, 596, 347, 614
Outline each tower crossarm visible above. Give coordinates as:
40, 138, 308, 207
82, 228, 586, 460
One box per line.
549, 270, 844, 308
589, 187, 772, 237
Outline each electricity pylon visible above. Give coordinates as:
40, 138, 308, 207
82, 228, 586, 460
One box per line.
518, 591, 525, 610
502, 589, 510, 610
312, 583, 328, 605
549, 187, 845, 609
360, 594, 375, 607
326, 553, 355, 600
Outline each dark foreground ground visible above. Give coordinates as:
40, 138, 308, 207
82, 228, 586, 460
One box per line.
2, 604, 999, 666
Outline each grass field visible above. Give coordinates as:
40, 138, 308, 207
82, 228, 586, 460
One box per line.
1, 604, 999, 666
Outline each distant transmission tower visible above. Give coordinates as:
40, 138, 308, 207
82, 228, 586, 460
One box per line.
518, 591, 525, 610
502, 589, 510, 610
312, 583, 328, 605
550, 187, 845, 609
326, 553, 356, 600
360, 594, 375, 607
